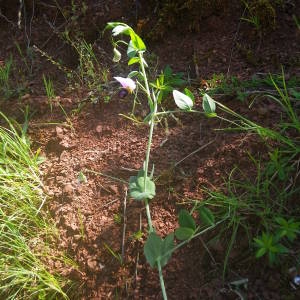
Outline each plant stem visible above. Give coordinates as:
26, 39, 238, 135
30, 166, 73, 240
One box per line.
143, 98, 157, 233
138, 50, 167, 297
157, 260, 168, 300
138, 51, 158, 233
138, 52, 153, 107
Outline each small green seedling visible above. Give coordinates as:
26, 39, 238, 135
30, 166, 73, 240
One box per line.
254, 232, 288, 265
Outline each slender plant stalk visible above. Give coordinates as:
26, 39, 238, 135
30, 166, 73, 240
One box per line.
139, 52, 152, 107
157, 260, 167, 300
138, 51, 157, 233
138, 51, 168, 297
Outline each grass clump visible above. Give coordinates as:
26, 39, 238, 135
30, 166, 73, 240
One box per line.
0, 112, 71, 299
197, 71, 300, 273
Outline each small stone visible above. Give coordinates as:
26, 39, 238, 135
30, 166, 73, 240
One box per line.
56, 126, 64, 140
73, 234, 82, 241
59, 139, 76, 149
95, 125, 102, 134
63, 183, 74, 195
87, 258, 99, 272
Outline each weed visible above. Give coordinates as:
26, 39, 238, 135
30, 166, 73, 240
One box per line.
104, 243, 123, 265
61, 33, 110, 104
0, 56, 13, 99
195, 69, 300, 273
199, 72, 300, 102
241, 0, 277, 34
43, 74, 55, 111
293, 14, 300, 30
0, 112, 72, 299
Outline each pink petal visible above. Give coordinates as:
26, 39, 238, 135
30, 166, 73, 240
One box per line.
114, 76, 136, 92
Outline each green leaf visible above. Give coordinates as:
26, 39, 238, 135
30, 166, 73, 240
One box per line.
173, 90, 193, 110
254, 237, 265, 247
160, 233, 174, 267
275, 217, 286, 226
178, 209, 196, 230
144, 232, 174, 268
78, 171, 87, 183
128, 57, 140, 65
144, 232, 162, 268
129, 32, 146, 51
268, 251, 276, 265
113, 48, 121, 62
127, 40, 137, 58
129, 170, 156, 201
175, 227, 195, 241
276, 243, 289, 254
255, 247, 267, 258
197, 206, 215, 226
127, 71, 139, 78
202, 93, 216, 116
164, 65, 172, 77
184, 88, 195, 103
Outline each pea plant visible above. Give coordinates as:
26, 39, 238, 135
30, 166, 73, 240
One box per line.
106, 22, 222, 299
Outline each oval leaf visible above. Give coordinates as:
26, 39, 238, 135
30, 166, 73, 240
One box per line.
202, 94, 216, 115
129, 32, 146, 51
175, 227, 195, 241
178, 209, 196, 230
173, 90, 193, 110
129, 171, 156, 201
160, 233, 174, 267
127, 40, 137, 58
184, 88, 195, 102
127, 71, 139, 78
197, 206, 215, 226
128, 57, 140, 66
144, 232, 162, 268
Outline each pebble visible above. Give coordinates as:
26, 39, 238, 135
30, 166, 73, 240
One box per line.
87, 258, 99, 272
56, 126, 64, 140
63, 183, 74, 195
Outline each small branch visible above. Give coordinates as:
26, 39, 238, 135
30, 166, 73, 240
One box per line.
174, 139, 215, 167
121, 188, 128, 262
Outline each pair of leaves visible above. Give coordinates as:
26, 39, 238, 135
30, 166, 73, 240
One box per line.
175, 206, 215, 241
172, 90, 217, 116
129, 170, 156, 201
144, 232, 174, 268
175, 210, 196, 240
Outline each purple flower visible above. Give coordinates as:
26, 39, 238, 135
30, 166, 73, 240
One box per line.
114, 77, 136, 93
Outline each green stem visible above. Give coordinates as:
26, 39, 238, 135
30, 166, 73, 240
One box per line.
143, 99, 157, 233
138, 52, 153, 107
138, 51, 157, 233
161, 218, 228, 260
157, 260, 168, 300
138, 50, 167, 298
